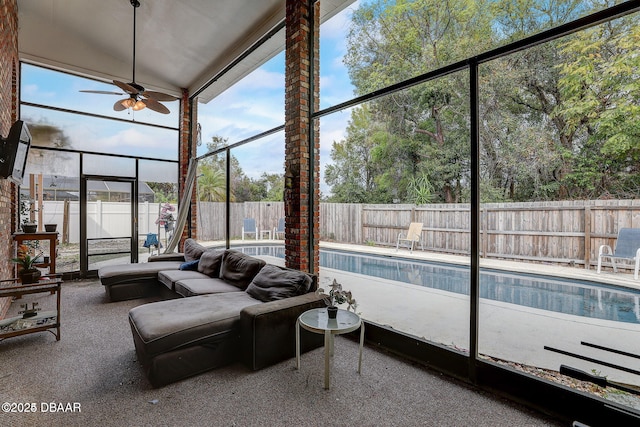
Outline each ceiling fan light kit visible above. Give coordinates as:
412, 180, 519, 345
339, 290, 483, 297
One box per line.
80, 0, 176, 114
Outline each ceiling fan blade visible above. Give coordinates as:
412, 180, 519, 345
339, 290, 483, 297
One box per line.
113, 99, 128, 111
142, 91, 178, 102
80, 90, 125, 95
113, 80, 140, 95
142, 98, 170, 114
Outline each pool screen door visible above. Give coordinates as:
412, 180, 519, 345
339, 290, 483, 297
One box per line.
80, 176, 137, 275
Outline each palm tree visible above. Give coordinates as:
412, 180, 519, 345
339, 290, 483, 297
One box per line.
197, 165, 233, 201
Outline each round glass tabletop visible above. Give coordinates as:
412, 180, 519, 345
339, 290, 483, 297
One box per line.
298, 307, 361, 334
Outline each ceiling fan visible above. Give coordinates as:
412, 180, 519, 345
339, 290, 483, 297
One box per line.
80, 0, 177, 114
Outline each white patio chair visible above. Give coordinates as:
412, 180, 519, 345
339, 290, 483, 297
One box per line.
396, 222, 424, 253
597, 228, 640, 280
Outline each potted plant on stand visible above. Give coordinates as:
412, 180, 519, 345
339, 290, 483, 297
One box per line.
318, 279, 357, 319
12, 244, 42, 284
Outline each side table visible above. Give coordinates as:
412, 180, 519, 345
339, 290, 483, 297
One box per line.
296, 307, 364, 389
0, 276, 62, 342
13, 231, 59, 275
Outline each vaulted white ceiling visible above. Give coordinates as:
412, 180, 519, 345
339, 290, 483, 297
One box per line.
18, 0, 353, 103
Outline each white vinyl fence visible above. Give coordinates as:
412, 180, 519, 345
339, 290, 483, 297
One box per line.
37, 201, 177, 244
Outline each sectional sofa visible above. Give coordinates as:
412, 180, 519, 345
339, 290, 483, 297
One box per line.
98, 239, 325, 387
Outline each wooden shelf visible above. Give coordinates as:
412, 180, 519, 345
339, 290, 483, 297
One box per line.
0, 277, 62, 341
12, 231, 58, 275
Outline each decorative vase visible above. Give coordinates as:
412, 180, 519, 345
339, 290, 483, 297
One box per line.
44, 224, 57, 232
327, 306, 338, 319
21, 224, 37, 233
20, 269, 41, 284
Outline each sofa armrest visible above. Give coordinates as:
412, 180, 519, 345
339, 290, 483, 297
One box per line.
240, 292, 326, 371
148, 253, 185, 262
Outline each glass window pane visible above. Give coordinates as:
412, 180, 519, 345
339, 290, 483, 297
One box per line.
219, 131, 284, 247
319, 71, 471, 350
22, 148, 80, 273
21, 63, 179, 128
22, 105, 178, 160
477, 13, 640, 411
139, 160, 179, 257
83, 154, 136, 177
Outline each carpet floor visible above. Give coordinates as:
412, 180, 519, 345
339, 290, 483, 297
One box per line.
0, 279, 563, 427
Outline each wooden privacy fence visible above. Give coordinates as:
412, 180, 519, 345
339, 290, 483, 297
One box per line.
197, 199, 640, 269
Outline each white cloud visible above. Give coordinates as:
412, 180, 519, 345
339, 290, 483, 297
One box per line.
321, 0, 360, 41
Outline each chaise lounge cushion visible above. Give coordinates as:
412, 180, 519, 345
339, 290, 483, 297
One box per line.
219, 250, 266, 290
99, 261, 183, 286
129, 292, 262, 358
245, 264, 313, 302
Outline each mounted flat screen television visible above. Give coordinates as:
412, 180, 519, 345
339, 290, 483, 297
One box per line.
0, 120, 31, 185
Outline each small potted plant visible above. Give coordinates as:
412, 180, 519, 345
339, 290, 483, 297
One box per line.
318, 279, 357, 319
12, 244, 42, 284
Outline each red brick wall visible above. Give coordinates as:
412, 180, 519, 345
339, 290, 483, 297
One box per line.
284, 0, 320, 273
178, 88, 197, 247
0, 0, 19, 318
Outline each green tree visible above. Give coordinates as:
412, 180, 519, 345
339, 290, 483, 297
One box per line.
325, 106, 389, 202
147, 182, 178, 203
197, 166, 229, 202
556, 16, 640, 198
262, 172, 285, 201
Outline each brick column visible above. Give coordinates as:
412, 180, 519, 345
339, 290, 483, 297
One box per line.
284, 0, 320, 273
0, 0, 19, 318
178, 89, 198, 245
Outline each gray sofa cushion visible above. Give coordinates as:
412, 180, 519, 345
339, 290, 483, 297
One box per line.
245, 264, 313, 302
197, 250, 224, 277
99, 261, 183, 286
128, 292, 262, 357
158, 269, 209, 291
183, 238, 207, 262
219, 250, 266, 290
175, 278, 242, 297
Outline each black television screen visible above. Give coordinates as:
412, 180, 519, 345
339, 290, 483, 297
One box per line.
0, 120, 31, 185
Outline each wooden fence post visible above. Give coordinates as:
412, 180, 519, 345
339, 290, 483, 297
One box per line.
584, 206, 591, 270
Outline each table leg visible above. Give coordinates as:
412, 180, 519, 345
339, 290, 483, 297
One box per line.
329, 332, 335, 357
56, 282, 61, 341
295, 318, 301, 370
324, 330, 331, 389
358, 322, 364, 373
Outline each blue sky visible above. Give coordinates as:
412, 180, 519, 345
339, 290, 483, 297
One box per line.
20, 1, 361, 194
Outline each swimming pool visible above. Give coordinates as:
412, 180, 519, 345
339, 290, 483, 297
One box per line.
237, 246, 640, 324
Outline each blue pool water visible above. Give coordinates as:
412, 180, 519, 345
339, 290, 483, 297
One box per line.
238, 246, 640, 324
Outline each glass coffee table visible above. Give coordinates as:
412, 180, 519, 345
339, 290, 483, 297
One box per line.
295, 307, 364, 389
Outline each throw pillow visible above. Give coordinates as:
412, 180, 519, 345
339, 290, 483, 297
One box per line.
219, 250, 266, 290
183, 238, 207, 262
179, 260, 200, 271
246, 264, 312, 302
197, 250, 224, 277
